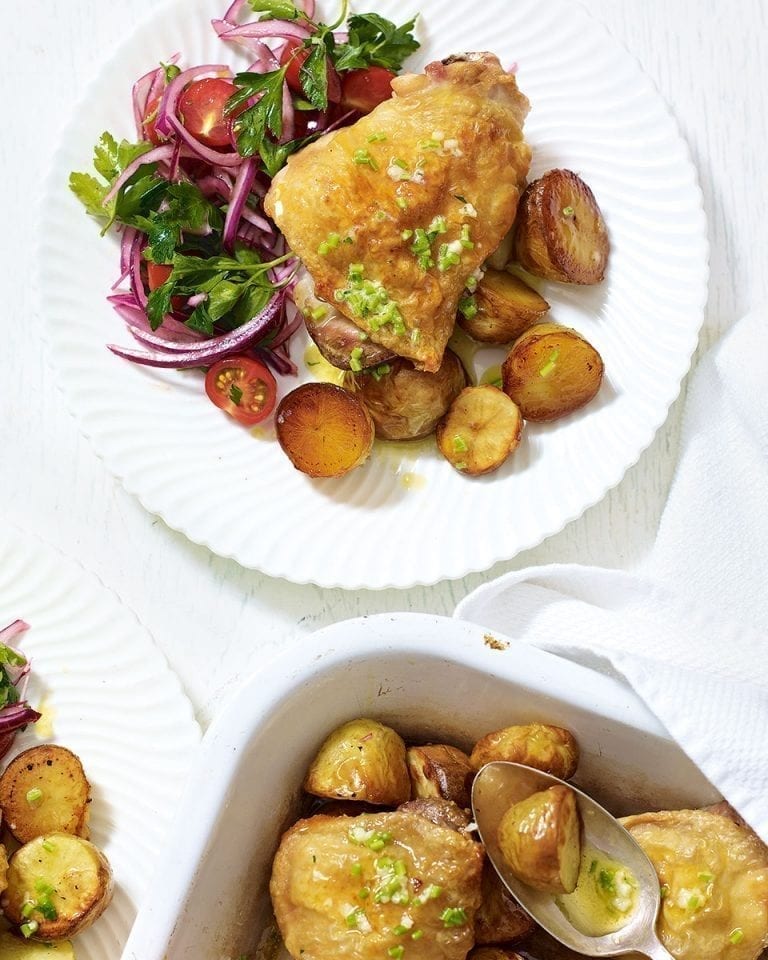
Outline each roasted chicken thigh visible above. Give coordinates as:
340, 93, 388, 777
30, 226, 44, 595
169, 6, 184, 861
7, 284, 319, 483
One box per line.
270, 810, 484, 960
265, 53, 530, 371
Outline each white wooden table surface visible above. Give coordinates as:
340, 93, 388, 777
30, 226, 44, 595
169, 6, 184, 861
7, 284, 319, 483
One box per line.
3, 0, 766, 725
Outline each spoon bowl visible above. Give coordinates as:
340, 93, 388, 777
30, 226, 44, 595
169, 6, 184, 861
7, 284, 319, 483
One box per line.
471, 762, 674, 959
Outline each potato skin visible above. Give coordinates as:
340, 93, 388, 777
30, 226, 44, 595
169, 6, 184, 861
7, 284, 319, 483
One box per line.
514, 169, 609, 284
406, 744, 474, 808
344, 350, 467, 441
470, 723, 579, 780
0, 745, 91, 843
501, 323, 603, 422
458, 270, 549, 344
276, 383, 375, 478
2, 833, 113, 941
474, 862, 536, 945
304, 718, 410, 805
497, 785, 582, 894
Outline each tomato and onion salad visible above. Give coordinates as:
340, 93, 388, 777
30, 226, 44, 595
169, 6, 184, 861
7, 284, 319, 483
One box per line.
0, 620, 40, 761
70, 0, 419, 428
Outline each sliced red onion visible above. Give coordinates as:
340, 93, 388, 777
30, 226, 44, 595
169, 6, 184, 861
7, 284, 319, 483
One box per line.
156, 63, 233, 139
167, 113, 243, 168
256, 346, 296, 376
127, 325, 205, 351
0, 703, 42, 732
197, 173, 233, 200
103, 143, 176, 205
120, 227, 137, 275
296, 0, 316, 16
222, 0, 249, 23
239, 205, 273, 234
133, 68, 157, 137
0, 620, 29, 645
128, 231, 148, 308
223, 157, 257, 251
270, 300, 302, 347
109, 290, 286, 367
217, 19, 312, 44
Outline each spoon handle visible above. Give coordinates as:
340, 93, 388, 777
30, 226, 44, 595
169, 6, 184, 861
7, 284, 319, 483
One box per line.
642, 936, 677, 960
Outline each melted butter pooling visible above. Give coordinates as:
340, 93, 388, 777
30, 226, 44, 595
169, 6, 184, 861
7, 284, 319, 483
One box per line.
555, 843, 639, 937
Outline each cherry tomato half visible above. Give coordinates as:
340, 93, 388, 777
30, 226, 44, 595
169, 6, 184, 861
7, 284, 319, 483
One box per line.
178, 78, 236, 148
280, 39, 341, 104
340, 67, 396, 114
205, 357, 277, 426
146, 261, 173, 291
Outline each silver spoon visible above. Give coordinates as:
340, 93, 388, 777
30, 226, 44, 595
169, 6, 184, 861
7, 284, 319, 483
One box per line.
471, 762, 675, 960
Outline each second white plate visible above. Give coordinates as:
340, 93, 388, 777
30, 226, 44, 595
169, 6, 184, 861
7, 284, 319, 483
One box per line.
0, 521, 200, 958
39, 0, 708, 589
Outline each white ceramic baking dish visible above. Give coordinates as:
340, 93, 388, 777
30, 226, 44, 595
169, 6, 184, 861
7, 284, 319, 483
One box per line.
121, 613, 719, 960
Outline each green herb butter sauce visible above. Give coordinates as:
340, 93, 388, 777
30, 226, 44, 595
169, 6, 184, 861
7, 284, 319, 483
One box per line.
555, 844, 639, 936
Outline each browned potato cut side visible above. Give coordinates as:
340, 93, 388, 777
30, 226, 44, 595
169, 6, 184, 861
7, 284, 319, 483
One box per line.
436, 386, 523, 475
501, 323, 603, 422
2, 833, 113, 941
458, 270, 549, 344
275, 383, 374, 478
474, 861, 536, 944
344, 350, 467, 441
406, 744, 474, 808
304, 718, 410, 805
0, 746, 91, 843
497, 785, 582, 894
514, 169, 609, 284
470, 723, 579, 780
399, 798, 472, 832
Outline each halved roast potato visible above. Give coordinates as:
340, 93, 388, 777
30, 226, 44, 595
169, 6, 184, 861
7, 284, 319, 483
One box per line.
436, 386, 523, 475
344, 350, 467, 440
276, 383, 374, 478
304, 718, 410, 805
2, 833, 113, 941
514, 169, 609, 284
501, 323, 603, 422
497, 785, 582, 894
0, 746, 91, 843
458, 270, 549, 344
406, 744, 474, 808
470, 723, 579, 780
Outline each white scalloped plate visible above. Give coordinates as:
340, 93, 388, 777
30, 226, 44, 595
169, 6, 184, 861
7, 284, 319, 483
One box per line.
39, 0, 708, 589
0, 521, 200, 958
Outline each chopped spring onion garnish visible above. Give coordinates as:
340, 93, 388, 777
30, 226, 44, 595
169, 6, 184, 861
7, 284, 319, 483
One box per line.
453, 435, 468, 454
310, 306, 328, 322
354, 149, 379, 171
393, 925, 408, 936
350, 347, 364, 372
318, 233, 342, 255
729, 928, 745, 944
460, 224, 474, 249
42, 839, 57, 853
25, 787, 43, 807
440, 907, 467, 928
458, 295, 477, 320
370, 363, 392, 381
539, 348, 560, 378
411, 930, 424, 941
396, 197, 409, 210
698, 872, 714, 884
562, 205, 575, 216
401, 229, 414, 241
437, 242, 462, 271
20, 921, 39, 939
346, 907, 365, 929
687, 895, 700, 911
359, 887, 371, 899
368, 132, 388, 143
351, 862, 363, 877
388, 947, 405, 960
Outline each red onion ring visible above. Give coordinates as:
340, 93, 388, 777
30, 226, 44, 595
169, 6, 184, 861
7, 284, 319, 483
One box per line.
108, 290, 286, 367
223, 157, 257, 251
167, 113, 243, 168
0, 620, 29, 645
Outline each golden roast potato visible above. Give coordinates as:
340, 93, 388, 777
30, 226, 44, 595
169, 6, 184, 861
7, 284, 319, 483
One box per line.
436, 386, 523, 475
344, 350, 467, 441
458, 269, 549, 344
497, 785, 582, 894
514, 169, 609, 284
501, 322, 603, 422
406, 744, 474, 808
304, 718, 410, 805
474, 861, 536, 945
470, 723, 579, 780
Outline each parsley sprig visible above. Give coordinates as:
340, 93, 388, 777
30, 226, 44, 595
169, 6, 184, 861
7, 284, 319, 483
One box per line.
226, 1, 419, 173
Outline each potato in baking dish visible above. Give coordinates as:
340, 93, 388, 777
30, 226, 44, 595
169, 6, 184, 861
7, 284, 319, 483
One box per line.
271, 809, 483, 960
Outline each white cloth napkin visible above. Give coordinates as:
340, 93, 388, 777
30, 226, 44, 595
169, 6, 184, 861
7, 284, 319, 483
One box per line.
455, 307, 768, 843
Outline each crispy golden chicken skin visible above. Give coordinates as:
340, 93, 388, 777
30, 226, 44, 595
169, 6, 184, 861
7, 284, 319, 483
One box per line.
621, 809, 768, 960
271, 810, 484, 960
265, 53, 530, 372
